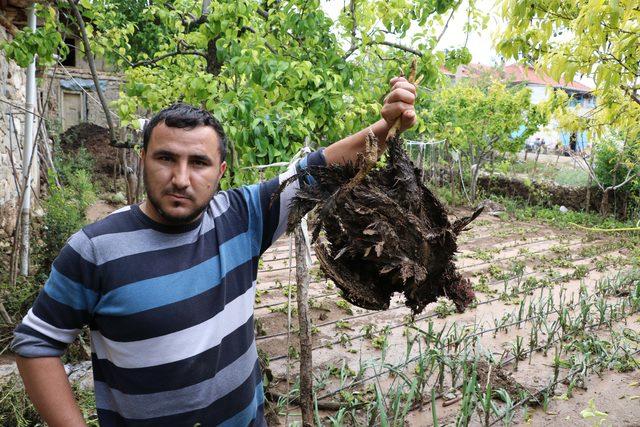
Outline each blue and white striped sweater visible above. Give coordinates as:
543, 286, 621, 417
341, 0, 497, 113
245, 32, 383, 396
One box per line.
11, 150, 325, 426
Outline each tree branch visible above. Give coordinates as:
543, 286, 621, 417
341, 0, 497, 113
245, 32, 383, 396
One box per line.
239, 25, 277, 54
376, 40, 423, 57
611, 168, 638, 191
341, 0, 358, 60
571, 151, 605, 191
0, 11, 19, 36
130, 49, 207, 67
67, 0, 117, 144
436, 4, 457, 45
621, 85, 640, 106
257, 7, 269, 19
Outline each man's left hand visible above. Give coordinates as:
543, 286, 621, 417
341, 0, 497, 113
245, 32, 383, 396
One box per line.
381, 76, 418, 133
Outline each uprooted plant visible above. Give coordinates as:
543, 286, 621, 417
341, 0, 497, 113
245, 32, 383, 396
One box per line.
285, 119, 482, 314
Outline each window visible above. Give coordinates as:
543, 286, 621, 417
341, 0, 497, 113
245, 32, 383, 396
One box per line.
62, 38, 76, 67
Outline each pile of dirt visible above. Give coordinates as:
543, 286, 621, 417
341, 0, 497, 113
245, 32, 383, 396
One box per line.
59, 123, 116, 174
287, 132, 481, 314
474, 360, 540, 405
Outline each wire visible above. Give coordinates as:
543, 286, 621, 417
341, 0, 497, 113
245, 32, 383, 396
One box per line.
405, 139, 446, 146
0, 98, 48, 120
569, 222, 640, 233
54, 60, 121, 120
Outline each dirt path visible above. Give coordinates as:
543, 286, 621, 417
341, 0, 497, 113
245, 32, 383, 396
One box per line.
86, 200, 119, 222
256, 208, 639, 426
517, 152, 584, 168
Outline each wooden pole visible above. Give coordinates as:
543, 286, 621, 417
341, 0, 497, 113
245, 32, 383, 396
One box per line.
294, 225, 313, 427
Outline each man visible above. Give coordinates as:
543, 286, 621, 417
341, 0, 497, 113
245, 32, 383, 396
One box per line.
11, 77, 417, 426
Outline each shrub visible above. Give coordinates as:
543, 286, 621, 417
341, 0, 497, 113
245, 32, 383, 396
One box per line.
594, 137, 640, 191
55, 146, 95, 183
40, 169, 96, 267
593, 137, 640, 218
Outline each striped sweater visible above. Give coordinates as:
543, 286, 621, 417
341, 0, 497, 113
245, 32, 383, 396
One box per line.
11, 150, 326, 426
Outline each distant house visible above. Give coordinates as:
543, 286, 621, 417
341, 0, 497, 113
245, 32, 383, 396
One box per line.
44, 34, 123, 132
502, 64, 594, 152
442, 63, 596, 152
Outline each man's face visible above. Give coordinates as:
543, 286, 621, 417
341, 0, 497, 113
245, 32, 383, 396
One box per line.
141, 122, 226, 225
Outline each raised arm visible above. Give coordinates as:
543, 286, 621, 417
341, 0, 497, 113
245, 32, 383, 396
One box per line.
323, 77, 417, 165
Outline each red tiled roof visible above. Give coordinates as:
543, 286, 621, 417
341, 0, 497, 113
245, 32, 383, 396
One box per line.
502, 64, 592, 93
440, 63, 593, 93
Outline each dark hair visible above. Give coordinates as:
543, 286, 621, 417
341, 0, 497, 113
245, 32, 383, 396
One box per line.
142, 102, 227, 162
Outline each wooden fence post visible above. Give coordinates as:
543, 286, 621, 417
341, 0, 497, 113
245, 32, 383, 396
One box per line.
294, 224, 313, 426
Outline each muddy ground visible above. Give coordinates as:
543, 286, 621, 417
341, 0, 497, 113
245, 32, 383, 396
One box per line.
256, 208, 640, 426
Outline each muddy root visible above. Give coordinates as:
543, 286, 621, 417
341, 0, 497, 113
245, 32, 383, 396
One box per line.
287, 133, 481, 314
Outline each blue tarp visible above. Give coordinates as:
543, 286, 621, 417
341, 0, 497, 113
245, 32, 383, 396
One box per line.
560, 131, 588, 151
60, 78, 106, 92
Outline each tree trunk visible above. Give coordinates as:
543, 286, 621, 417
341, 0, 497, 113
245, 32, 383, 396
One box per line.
600, 187, 613, 216
69, 0, 117, 144
585, 153, 595, 213
294, 226, 314, 427
449, 160, 455, 201
533, 146, 541, 173
206, 36, 222, 75
470, 161, 482, 203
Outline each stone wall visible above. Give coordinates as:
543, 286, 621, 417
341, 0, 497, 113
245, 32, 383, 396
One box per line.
0, 25, 27, 235
44, 68, 123, 132
477, 174, 631, 219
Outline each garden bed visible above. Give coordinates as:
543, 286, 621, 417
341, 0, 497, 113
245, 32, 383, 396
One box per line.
255, 208, 640, 425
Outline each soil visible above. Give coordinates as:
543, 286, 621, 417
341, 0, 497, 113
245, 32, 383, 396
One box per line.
86, 200, 118, 222
287, 133, 480, 314
254, 208, 639, 426
474, 359, 539, 405
59, 123, 117, 174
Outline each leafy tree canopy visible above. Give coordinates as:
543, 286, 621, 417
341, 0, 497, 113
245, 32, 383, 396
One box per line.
424, 78, 547, 200
3, 0, 485, 186
497, 0, 640, 141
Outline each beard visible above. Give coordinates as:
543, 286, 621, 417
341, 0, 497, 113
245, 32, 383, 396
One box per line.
143, 169, 213, 225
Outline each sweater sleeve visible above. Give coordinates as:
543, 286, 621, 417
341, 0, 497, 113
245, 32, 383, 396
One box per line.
241, 149, 326, 257
11, 230, 100, 358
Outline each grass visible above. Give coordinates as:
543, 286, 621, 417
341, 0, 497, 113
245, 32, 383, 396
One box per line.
491, 194, 638, 230
507, 159, 589, 187
0, 378, 98, 426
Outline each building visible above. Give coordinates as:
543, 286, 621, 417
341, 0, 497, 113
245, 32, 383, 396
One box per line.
443, 63, 595, 152
44, 34, 123, 131
0, 1, 33, 235
502, 64, 594, 152
1, 2, 125, 236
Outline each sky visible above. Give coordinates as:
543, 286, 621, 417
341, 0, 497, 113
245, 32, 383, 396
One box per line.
434, 0, 503, 65
322, 0, 504, 65
322, 1, 593, 87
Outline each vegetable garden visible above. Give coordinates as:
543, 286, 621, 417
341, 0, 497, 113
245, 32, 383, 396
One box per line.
253, 167, 640, 426
1, 0, 639, 425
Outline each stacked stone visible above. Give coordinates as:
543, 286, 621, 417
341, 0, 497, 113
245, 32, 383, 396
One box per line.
0, 25, 27, 236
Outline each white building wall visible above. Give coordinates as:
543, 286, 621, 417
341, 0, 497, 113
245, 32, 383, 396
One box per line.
528, 85, 549, 105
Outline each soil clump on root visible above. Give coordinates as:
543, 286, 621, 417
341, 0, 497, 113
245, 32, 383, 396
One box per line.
287, 132, 481, 314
